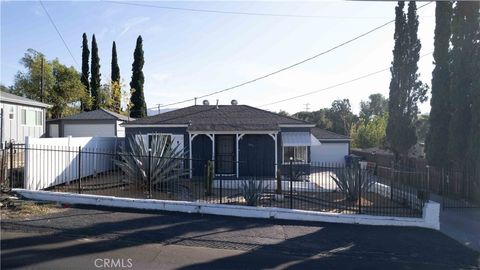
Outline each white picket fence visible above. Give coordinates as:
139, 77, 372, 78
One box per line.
25, 136, 121, 190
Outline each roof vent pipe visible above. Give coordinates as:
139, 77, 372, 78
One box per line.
216, 99, 219, 109
231, 99, 238, 105
202, 100, 210, 105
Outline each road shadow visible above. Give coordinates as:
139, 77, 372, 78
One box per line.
1, 205, 479, 269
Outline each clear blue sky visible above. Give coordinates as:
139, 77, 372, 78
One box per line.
1, 1, 436, 114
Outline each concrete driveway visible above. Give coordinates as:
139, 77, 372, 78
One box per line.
1, 205, 479, 270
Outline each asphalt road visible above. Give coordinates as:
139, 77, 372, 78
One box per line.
1, 206, 479, 270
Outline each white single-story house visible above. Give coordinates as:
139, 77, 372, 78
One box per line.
0, 91, 51, 147
47, 108, 132, 138
310, 127, 350, 164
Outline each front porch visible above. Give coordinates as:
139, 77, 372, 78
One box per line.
188, 132, 279, 179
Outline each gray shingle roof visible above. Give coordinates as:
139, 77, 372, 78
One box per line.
50, 108, 131, 121
126, 105, 311, 131
311, 127, 350, 141
0, 91, 51, 108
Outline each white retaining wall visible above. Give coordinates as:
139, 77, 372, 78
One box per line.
24, 136, 120, 190
14, 189, 440, 230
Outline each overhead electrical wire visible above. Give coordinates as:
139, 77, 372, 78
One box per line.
152, 1, 433, 108
259, 51, 433, 108
39, 0, 79, 67
104, 0, 394, 19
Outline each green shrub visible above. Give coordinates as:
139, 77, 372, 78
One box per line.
114, 135, 189, 190
330, 167, 375, 202
241, 180, 267, 206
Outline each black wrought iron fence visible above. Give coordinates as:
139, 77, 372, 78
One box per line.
3, 143, 441, 217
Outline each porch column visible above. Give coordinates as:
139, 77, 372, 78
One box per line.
273, 133, 278, 175
268, 133, 278, 176
189, 133, 199, 178
236, 134, 245, 178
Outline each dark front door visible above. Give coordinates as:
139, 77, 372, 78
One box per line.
215, 135, 235, 174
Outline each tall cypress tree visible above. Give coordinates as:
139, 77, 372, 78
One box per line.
386, 1, 408, 160
386, 1, 427, 160
129, 35, 147, 118
90, 34, 101, 110
465, 2, 480, 167
111, 41, 120, 82
111, 41, 121, 112
81, 33, 90, 111
426, 2, 452, 167
448, 2, 476, 168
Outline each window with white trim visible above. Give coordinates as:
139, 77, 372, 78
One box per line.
8, 106, 14, 120
135, 133, 172, 149
21, 109, 43, 126
283, 146, 308, 163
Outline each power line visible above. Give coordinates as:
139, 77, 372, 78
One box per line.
259, 51, 433, 108
157, 1, 433, 108
104, 0, 394, 19
39, 0, 79, 67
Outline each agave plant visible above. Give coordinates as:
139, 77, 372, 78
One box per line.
240, 180, 267, 206
114, 135, 189, 191
330, 166, 375, 202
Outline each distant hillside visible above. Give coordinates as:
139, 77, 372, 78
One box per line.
147, 108, 177, 116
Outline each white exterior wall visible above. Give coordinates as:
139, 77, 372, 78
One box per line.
0, 102, 46, 144
311, 141, 349, 164
64, 123, 115, 137
116, 121, 125, 137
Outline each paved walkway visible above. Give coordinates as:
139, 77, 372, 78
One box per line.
1, 206, 479, 269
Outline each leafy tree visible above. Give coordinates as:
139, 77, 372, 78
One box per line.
415, 114, 429, 143
426, 2, 452, 168
50, 59, 89, 118
12, 49, 55, 101
351, 114, 388, 149
465, 2, 480, 167
468, 51, 480, 168
90, 34, 101, 110
0, 84, 12, 93
111, 41, 120, 83
386, 1, 427, 160
328, 99, 357, 136
110, 41, 121, 112
448, 2, 478, 168
278, 110, 289, 116
359, 93, 388, 122
129, 35, 147, 118
81, 33, 90, 111
12, 49, 89, 118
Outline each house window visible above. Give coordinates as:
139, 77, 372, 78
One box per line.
283, 146, 308, 163
21, 109, 43, 126
8, 107, 14, 120
35, 111, 42, 126
135, 133, 172, 149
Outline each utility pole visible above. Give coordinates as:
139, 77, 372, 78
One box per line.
303, 103, 310, 112
40, 56, 44, 102
156, 104, 162, 114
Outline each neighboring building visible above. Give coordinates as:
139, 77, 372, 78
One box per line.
47, 108, 131, 138
0, 91, 51, 147
311, 127, 350, 164
123, 103, 348, 179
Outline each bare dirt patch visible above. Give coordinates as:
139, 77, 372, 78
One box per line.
1, 195, 66, 220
